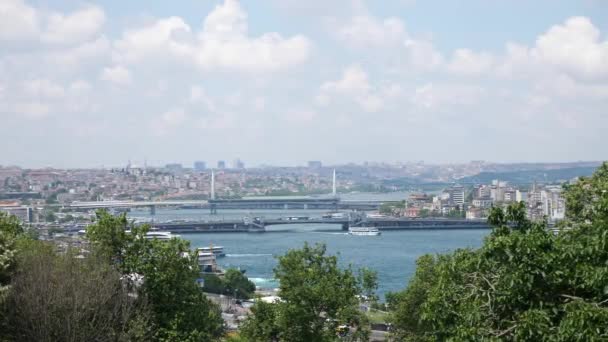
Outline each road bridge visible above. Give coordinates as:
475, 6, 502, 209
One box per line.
150, 218, 490, 233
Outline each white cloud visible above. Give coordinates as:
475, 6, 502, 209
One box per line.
335, 15, 406, 47
22, 79, 65, 99
284, 108, 317, 123
532, 16, 608, 80
113, 16, 193, 65
447, 49, 495, 75
13, 102, 50, 119
113, 0, 311, 73
46, 36, 111, 69
0, 0, 39, 42
190, 85, 216, 112
321, 64, 371, 94
252, 97, 266, 112
195, 0, 311, 72
412, 83, 486, 109
402, 38, 444, 71
318, 64, 401, 112
151, 108, 187, 135
100, 65, 132, 85
41, 6, 105, 45
332, 11, 443, 72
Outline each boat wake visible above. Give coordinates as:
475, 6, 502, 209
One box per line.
226, 253, 273, 258
313, 232, 349, 235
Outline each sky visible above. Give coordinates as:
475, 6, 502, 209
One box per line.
1, 0, 607, 168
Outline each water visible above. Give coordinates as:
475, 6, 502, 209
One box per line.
130, 205, 488, 298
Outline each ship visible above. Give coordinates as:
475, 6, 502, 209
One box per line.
196, 245, 226, 257
348, 226, 381, 236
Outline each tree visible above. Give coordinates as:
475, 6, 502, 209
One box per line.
562, 162, 608, 225
86, 210, 224, 341
3, 244, 152, 342
240, 243, 369, 342
86, 211, 132, 264
0, 212, 25, 294
133, 238, 224, 341
387, 255, 437, 341
202, 269, 256, 299
388, 162, 608, 341
379, 203, 394, 215
223, 269, 256, 299
239, 300, 281, 342
358, 267, 378, 304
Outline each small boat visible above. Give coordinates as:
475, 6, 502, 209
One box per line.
145, 231, 178, 240
197, 245, 225, 257
348, 226, 381, 236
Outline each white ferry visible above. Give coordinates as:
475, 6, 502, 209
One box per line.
348, 226, 381, 236
196, 245, 226, 258
198, 251, 224, 275
145, 231, 178, 240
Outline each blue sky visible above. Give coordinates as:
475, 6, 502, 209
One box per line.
1, 0, 607, 168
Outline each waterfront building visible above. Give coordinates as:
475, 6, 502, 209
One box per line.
405, 207, 421, 218
447, 185, 465, 205
477, 185, 491, 198
466, 207, 484, 219
504, 190, 517, 202
472, 197, 493, 209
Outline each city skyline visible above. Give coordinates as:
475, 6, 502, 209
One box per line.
1, 0, 608, 168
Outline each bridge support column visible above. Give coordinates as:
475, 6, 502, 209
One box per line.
210, 204, 217, 215
342, 223, 349, 231
149, 205, 156, 215
283, 204, 288, 210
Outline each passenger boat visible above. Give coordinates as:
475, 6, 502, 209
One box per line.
196, 245, 226, 257
348, 226, 381, 236
145, 231, 178, 240
198, 251, 224, 276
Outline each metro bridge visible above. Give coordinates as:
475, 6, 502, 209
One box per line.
62, 197, 383, 214
150, 217, 490, 233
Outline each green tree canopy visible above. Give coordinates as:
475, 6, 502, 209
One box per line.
240, 243, 369, 342
203, 269, 256, 299
86, 210, 224, 341
389, 162, 608, 341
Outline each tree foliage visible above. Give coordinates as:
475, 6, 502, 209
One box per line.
203, 269, 256, 299
389, 162, 608, 341
4, 244, 152, 342
86, 210, 224, 341
240, 243, 369, 342
0, 212, 22, 289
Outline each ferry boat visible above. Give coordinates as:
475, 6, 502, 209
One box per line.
348, 226, 381, 236
198, 251, 224, 276
145, 231, 178, 240
196, 245, 225, 258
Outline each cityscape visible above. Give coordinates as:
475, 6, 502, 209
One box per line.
1, 0, 607, 340
0, 160, 599, 231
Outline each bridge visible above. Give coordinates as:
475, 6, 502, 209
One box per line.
63, 197, 383, 214
150, 217, 490, 233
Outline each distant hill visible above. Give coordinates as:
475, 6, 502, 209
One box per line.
458, 166, 598, 185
